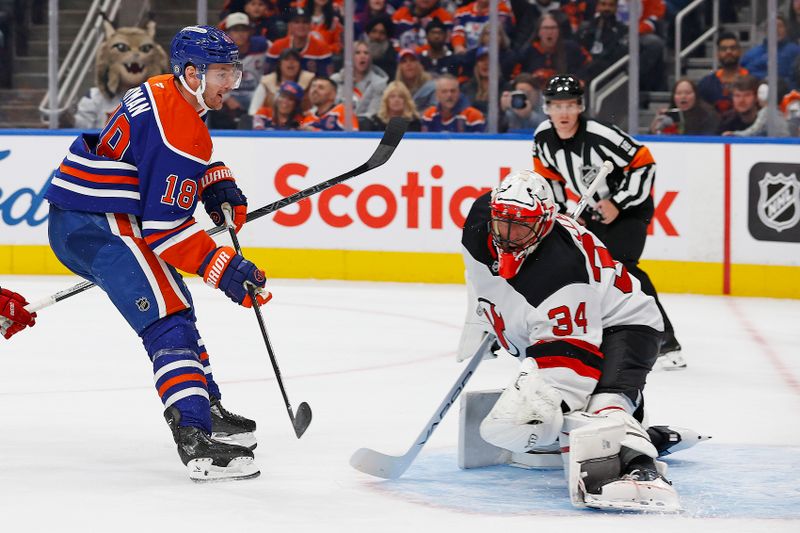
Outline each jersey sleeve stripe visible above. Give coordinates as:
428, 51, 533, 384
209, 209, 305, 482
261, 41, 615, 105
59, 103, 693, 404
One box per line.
58, 163, 139, 186
625, 146, 656, 170
65, 152, 137, 171
534, 156, 565, 182
50, 177, 141, 200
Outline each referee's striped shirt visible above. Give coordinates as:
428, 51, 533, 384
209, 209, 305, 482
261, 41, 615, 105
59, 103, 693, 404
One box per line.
531, 117, 656, 213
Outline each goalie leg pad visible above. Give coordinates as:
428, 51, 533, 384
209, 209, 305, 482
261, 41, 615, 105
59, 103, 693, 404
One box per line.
480, 358, 564, 453
566, 412, 680, 512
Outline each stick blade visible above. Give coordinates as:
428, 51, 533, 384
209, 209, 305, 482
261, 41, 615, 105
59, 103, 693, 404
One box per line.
366, 118, 408, 170
293, 402, 312, 438
349, 447, 409, 479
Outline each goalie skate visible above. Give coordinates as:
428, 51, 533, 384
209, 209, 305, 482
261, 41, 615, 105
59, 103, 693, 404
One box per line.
649, 425, 711, 457
210, 396, 257, 450
583, 468, 681, 513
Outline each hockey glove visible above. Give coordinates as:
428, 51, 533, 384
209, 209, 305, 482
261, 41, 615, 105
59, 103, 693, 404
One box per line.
0, 287, 37, 339
198, 246, 271, 308
200, 162, 247, 232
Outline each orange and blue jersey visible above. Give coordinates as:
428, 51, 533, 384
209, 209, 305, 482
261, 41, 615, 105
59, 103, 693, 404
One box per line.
392, 5, 454, 50
421, 101, 485, 133
697, 67, 749, 115
302, 103, 359, 131
451, 1, 514, 51
265, 36, 333, 77
45, 74, 219, 276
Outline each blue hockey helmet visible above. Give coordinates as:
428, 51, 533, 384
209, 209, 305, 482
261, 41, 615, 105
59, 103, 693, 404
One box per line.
170, 26, 243, 109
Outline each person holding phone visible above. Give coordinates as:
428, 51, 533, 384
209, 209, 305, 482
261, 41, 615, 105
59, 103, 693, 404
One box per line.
499, 73, 547, 131
650, 78, 719, 135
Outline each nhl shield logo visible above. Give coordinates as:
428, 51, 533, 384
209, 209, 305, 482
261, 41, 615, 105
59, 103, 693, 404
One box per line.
136, 297, 151, 312
757, 172, 800, 232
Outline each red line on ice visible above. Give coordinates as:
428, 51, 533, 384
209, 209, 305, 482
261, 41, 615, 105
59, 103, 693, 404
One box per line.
728, 298, 800, 396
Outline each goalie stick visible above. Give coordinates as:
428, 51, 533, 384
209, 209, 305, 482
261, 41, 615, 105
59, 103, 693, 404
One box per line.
22, 118, 409, 316
349, 161, 613, 479
570, 160, 613, 219
222, 206, 312, 439
349, 333, 496, 479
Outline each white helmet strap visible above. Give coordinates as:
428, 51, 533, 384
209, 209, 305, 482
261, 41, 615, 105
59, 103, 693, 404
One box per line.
178, 73, 211, 112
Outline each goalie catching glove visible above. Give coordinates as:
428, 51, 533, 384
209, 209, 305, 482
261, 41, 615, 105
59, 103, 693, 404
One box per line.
198, 247, 271, 308
0, 287, 37, 339
200, 162, 247, 232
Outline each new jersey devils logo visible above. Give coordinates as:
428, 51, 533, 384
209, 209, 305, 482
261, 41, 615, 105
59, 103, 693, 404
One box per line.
476, 297, 520, 356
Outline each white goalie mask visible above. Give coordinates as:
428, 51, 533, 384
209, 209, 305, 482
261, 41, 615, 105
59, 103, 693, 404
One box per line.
489, 170, 557, 279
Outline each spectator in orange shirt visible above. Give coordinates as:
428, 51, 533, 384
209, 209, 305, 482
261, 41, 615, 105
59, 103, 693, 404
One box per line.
266, 8, 333, 77
302, 77, 359, 131
421, 74, 486, 133
392, 0, 454, 51
303, 0, 344, 55
451, 0, 515, 54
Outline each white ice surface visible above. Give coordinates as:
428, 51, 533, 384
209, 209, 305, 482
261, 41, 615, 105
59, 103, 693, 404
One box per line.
1, 276, 798, 532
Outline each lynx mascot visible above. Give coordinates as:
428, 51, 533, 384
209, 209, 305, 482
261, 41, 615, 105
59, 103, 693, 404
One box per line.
73, 18, 168, 129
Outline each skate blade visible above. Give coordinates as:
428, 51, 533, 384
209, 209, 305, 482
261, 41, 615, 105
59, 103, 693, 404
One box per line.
584, 496, 682, 513
657, 353, 687, 371
187, 457, 260, 483
210, 431, 257, 450
584, 479, 682, 513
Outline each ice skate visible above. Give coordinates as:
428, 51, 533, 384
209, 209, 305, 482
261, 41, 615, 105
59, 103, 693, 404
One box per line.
583, 459, 681, 513
165, 407, 260, 483
657, 333, 686, 370
209, 396, 257, 450
648, 425, 711, 456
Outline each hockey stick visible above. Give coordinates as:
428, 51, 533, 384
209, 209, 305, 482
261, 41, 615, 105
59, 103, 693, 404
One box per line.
23, 117, 409, 315
349, 164, 615, 479
349, 333, 496, 479
222, 206, 312, 439
570, 160, 613, 220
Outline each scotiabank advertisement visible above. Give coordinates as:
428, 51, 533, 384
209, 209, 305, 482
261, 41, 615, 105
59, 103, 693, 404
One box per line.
0, 132, 797, 273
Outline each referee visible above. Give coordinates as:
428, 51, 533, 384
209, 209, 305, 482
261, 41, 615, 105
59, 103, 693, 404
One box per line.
531, 74, 684, 369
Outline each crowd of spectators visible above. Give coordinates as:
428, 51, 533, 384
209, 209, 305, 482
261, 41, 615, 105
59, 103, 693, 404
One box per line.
76, 0, 797, 136
650, 17, 800, 138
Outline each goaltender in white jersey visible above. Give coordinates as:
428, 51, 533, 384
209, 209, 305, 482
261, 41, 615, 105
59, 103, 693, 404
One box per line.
459, 170, 682, 511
